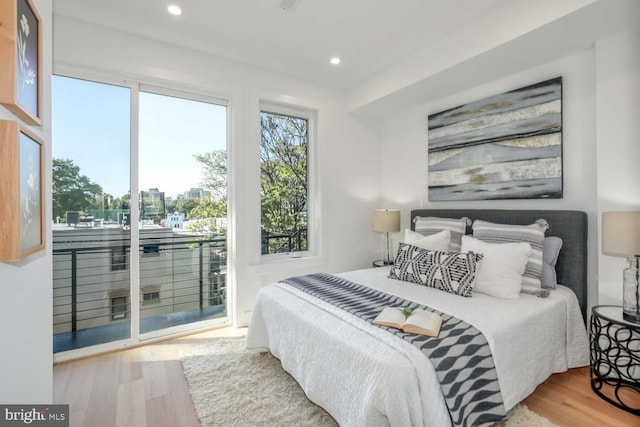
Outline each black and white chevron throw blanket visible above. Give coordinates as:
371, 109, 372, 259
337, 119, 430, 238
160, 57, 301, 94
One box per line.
282, 273, 507, 427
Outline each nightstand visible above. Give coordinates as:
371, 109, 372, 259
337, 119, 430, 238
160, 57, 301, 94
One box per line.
590, 305, 640, 415
372, 260, 393, 268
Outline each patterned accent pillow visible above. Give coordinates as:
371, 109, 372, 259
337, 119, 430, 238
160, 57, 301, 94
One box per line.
389, 243, 482, 297
471, 219, 549, 294
413, 216, 471, 252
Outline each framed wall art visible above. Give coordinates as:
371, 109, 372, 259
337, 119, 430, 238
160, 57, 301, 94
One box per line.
0, 0, 42, 126
0, 120, 45, 261
427, 77, 562, 201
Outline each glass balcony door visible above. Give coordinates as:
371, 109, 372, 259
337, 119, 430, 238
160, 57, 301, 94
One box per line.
52, 76, 132, 353
138, 88, 228, 338
52, 76, 229, 355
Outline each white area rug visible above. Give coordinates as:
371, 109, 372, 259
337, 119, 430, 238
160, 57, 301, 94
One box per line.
180, 337, 557, 427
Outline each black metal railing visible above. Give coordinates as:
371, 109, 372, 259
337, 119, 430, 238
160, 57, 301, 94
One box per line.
261, 228, 307, 254
52, 235, 227, 337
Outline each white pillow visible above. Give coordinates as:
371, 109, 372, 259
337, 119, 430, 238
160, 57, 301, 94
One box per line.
403, 229, 450, 252
471, 219, 547, 294
461, 235, 532, 299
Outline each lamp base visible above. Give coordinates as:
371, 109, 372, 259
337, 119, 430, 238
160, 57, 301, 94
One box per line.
623, 311, 640, 323
622, 256, 640, 324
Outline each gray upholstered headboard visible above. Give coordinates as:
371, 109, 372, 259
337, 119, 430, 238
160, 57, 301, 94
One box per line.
411, 209, 588, 322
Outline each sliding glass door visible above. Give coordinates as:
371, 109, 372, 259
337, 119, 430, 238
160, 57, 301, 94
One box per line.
138, 88, 228, 337
52, 76, 229, 354
52, 76, 132, 352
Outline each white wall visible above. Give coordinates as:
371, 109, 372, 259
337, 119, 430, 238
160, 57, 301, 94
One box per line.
377, 18, 640, 311
0, 0, 53, 403
595, 28, 640, 304
377, 50, 600, 307
53, 17, 382, 327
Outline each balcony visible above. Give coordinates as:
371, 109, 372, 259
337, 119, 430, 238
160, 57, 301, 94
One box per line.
52, 226, 308, 354
53, 227, 227, 353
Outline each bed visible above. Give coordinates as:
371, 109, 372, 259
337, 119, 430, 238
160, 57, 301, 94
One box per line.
245, 209, 590, 427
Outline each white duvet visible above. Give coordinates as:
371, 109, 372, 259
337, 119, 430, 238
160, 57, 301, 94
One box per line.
245, 267, 589, 427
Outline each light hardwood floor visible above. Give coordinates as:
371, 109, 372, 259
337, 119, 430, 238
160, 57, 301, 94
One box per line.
54, 327, 639, 427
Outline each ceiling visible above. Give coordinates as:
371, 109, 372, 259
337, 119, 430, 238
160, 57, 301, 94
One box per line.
52, 0, 508, 90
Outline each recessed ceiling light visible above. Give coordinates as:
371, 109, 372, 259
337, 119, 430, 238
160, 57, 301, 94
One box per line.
330, 57, 341, 65
167, 5, 182, 16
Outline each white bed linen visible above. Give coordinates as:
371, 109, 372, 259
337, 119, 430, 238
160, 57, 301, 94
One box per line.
245, 267, 589, 427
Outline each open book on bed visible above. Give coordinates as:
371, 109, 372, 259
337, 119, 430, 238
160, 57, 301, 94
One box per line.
372, 307, 442, 337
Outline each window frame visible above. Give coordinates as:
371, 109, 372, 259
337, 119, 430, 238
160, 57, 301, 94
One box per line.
110, 246, 128, 271
141, 285, 161, 305
259, 102, 318, 262
111, 296, 128, 320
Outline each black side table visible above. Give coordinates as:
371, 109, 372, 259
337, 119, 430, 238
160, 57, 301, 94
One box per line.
590, 305, 640, 415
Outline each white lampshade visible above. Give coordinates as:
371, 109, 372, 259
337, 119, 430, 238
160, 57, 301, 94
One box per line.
602, 212, 640, 257
373, 209, 400, 233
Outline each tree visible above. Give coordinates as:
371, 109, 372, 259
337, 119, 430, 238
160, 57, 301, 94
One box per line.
189, 197, 226, 220
260, 112, 308, 252
52, 158, 104, 221
194, 151, 227, 201
186, 150, 228, 236
112, 192, 131, 210
166, 198, 198, 218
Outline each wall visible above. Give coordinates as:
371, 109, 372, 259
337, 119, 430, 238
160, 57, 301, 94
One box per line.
53, 17, 382, 328
595, 28, 640, 304
377, 50, 600, 306
0, 0, 53, 403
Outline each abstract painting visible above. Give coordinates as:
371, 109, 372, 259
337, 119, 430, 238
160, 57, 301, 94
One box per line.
427, 77, 562, 201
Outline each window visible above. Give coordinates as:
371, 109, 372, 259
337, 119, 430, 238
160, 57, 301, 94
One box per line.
111, 296, 127, 320
260, 107, 314, 257
110, 246, 128, 271
141, 285, 161, 305
142, 243, 160, 256
142, 291, 160, 303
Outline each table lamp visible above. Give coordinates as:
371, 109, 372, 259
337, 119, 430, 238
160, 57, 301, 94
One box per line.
374, 209, 400, 265
602, 211, 640, 323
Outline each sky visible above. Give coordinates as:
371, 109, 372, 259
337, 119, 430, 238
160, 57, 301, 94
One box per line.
51, 76, 227, 198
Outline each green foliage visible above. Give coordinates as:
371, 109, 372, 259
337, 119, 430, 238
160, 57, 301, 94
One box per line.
186, 196, 227, 237
401, 305, 419, 319
52, 158, 104, 221
193, 151, 227, 201
260, 112, 308, 253
186, 151, 228, 238
113, 193, 130, 210
166, 198, 199, 219
189, 196, 227, 220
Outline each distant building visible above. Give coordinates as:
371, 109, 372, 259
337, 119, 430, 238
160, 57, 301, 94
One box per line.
141, 188, 165, 219
167, 212, 185, 229
184, 187, 211, 200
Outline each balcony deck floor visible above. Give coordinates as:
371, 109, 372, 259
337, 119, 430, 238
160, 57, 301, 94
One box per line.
54, 305, 226, 353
